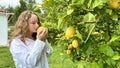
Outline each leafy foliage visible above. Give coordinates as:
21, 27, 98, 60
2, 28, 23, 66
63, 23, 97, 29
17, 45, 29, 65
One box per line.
41, 21, 61, 45
40, 0, 120, 68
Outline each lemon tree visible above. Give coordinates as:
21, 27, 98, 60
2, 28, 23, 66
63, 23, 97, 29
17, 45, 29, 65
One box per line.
36, 0, 120, 68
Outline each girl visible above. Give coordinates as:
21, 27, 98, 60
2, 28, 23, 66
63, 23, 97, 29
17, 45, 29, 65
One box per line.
9, 10, 53, 68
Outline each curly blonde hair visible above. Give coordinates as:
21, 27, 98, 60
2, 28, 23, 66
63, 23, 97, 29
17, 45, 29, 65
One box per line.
9, 10, 41, 44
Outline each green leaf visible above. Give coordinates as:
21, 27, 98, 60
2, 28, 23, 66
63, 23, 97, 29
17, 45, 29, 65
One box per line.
34, 5, 41, 11
85, 23, 96, 43
79, 60, 90, 68
57, 14, 68, 29
117, 62, 120, 67
90, 62, 97, 68
78, 0, 85, 5
58, 13, 67, 18
75, 30, 83, 41
110, 35, 120, 43
105, 9, 112, 15
58, 18, 63, 29
105, 58, 116, 66
91, 0, 103, 8
43, 0, 54, 7
84, 12, 96, 22
67, 8, 74, 15
58, 18, 66, 29
68, 0, 85, 9
78, 62, 84, 68
72, 0, 78, 3
104, 31, 110, 41
98, 59, 103, 68
111, 13, 118, 21
72, 0, 85, 5
88, 0, 92, 8
99, 44, 114, 57
112, 55, 120, 60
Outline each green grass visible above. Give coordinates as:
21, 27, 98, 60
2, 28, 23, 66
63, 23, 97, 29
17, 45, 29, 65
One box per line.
0, 47, 15, 68
0, 46, 75, 68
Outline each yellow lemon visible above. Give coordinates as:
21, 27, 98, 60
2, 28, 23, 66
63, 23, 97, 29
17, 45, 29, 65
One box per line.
109, 0, 120, 9
65, 26, 75, 39
72, 40, 79, 48
37, 27, 44, 32
66, 50, 72, 55
68, 44, 73, 49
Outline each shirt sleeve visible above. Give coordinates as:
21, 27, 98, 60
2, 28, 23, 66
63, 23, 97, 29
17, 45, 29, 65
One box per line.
10, 39, 45, 66
45, 40, 53, 56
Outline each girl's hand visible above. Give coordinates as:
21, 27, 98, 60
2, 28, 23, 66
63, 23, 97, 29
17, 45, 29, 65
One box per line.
36, 27, 48, 42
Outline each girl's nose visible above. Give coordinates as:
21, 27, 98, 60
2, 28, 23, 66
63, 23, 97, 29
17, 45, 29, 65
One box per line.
36, 23, 39, 27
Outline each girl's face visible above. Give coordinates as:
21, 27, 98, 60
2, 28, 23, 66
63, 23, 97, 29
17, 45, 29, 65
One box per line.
28, 14, 39, 33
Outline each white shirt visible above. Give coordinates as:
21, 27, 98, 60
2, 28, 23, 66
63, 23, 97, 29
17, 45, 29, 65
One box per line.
10, 37, 53, 68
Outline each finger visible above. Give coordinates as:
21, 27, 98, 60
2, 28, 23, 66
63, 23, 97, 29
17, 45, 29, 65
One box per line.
40, 29, 46, 36
45, 28, 48, 34
44, 29, 48, 35
37, 29, 43, 35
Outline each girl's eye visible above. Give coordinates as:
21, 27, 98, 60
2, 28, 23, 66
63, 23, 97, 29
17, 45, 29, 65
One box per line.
32, 22, 35, 24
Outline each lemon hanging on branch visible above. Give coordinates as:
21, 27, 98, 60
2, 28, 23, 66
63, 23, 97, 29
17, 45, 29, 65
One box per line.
109, 0, 120, 9
65, 26, 75, 39
66, 50, 72, 55
72, 40, 79, 48
68, 44, 73, 50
